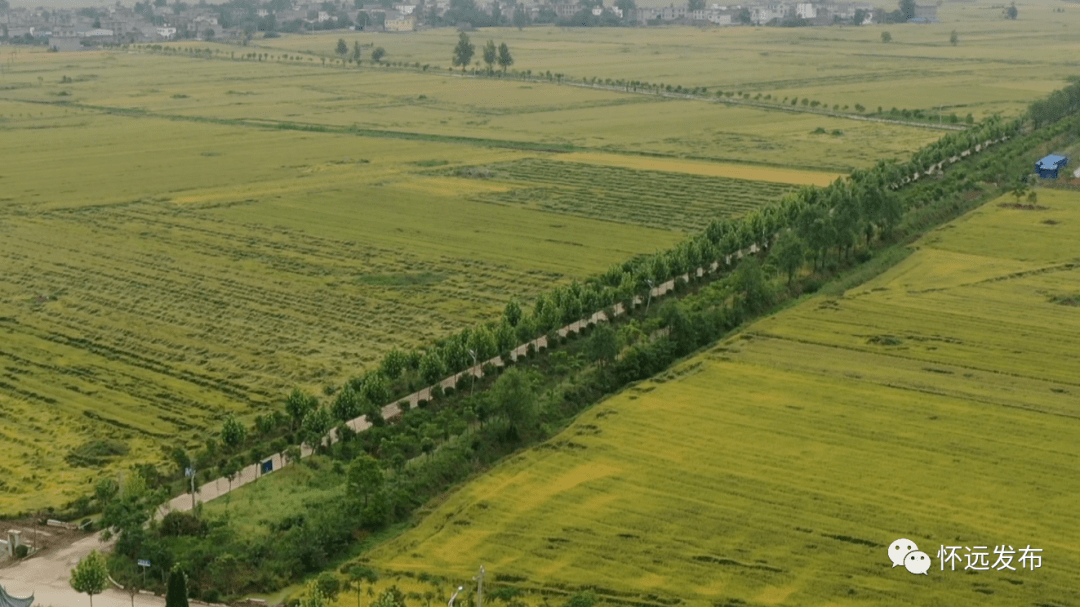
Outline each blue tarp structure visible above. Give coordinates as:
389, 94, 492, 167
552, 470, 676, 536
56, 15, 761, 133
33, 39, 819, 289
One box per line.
0, 584, 34, 607
1036, 154, 1069, 178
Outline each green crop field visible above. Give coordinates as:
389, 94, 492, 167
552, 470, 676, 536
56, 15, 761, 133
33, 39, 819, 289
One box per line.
366, 189, 1080, 606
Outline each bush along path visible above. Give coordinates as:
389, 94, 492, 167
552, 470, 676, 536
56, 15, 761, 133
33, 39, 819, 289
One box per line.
155, 109, 1027, 520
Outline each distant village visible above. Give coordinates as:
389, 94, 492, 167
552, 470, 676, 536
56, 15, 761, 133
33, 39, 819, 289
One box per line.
0, 0, 938, 50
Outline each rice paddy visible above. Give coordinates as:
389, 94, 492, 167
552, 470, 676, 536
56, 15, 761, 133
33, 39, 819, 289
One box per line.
365, 189, 1080, 607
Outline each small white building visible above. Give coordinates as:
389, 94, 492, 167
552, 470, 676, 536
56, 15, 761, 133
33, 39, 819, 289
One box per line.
155, 26, 176, 38
795, 2, 816, 18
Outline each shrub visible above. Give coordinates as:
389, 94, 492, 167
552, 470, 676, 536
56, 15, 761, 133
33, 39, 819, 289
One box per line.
14, 544, 29, 558
430, 385, 444, 400
443, 385, 455, 397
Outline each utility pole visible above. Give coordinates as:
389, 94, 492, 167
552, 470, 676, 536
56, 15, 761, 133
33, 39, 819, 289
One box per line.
473, 565, 485, 607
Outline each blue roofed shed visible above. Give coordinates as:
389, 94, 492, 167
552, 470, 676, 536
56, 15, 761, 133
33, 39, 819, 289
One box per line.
1035, 154, 1069, 179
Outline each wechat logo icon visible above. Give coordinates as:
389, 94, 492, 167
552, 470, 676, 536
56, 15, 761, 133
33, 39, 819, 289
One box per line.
889, 538, 931, 575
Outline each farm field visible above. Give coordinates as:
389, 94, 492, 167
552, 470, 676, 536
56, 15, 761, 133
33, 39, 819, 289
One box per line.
0, 46, 833, 513
366, 189, 1080, 606
0, 49, 933, 171
253, 0, 1077, 120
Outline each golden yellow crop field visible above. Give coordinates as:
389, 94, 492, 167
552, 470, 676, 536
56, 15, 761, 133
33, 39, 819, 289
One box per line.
252, 0, 1077, 120
366, 189, 1080, 606
0, 44, 829, 513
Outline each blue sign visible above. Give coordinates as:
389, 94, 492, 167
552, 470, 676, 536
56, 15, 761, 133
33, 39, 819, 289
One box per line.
261, 460, 273, 474
137, 560, 151, 568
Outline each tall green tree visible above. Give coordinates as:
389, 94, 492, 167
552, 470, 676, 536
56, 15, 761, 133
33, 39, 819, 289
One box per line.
346, 454, 384, 507
881, 31, 892, 43
347, 565, 380, 607
452, 31, 474, 68
165, 566, 189, 607
332, 384, 363, 422
70, 550, 109, 607
352, 41, 362, 61
497, 42, 513, 72
336, 38, 348, 55
371, 46, 386, 62
490, 367, 537, 438
503, 299, 523, 326
586, 322, 620, 366
220, 414, 247, 451
770, 231, 806, 285
315, 572, 342, 603
301, 405, 333, 451
286, 388, 317, 431
482, 39, 497, 72
1006, 2, 1017, 18
372, 586, 408, 607
301, 582, 329, 607
950, 30, 958, 45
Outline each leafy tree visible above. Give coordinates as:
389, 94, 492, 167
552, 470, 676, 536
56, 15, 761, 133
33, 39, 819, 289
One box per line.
452, 31, 475, 68
853, 8, 867, 23
352, 41, 362, 62
286, 388, 317, 430
113, 558, 144, 607
615, 0, 635, 17
1006, 2, 1017, 19
346, 454, 384, 507
419, 350, 447, 385
220, 414, 247, 451
586, 322, 620, 366
482, 39, 497, 72
69, 550, 109, 607
497, 42, 513, 72
336, 38, 348, 55
738, 7, 751, 23
316, 572, 342, 603
688, 0, 704, 10
1011, 180, 1028, 203
347, 565, 380, 607
166, 566, 189, 607
898, 0, 915, 20
950, 30, 958, 45
301, 582, 329, 607
881, 31, 891, 43
733, 257, 775, 315
371, 46, 386, 62
332, 384, 363, 422
94, 477, 119, 507
490, 367, 537, 437
381, 348, 407, 379
372, 586, 408, 607
503, 299, 523, 326
301, 405, 333, 451
770, 231, 806, 285
361, 372, 390, 408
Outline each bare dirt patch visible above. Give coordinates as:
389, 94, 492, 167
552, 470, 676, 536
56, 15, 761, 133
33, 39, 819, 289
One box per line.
0, 518, 88, 569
